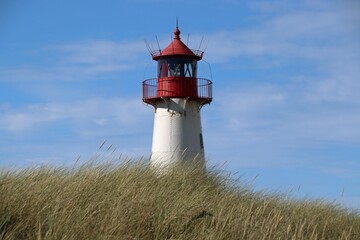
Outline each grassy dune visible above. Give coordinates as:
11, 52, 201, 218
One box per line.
1, 160, 359, 239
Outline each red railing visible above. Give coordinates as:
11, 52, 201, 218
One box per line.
143, 78, 158, 101
197, 78, 213, 100
143, 78, 212, 105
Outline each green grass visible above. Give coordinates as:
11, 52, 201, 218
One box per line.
1, 160, 359, 239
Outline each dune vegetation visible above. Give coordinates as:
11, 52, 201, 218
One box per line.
1, 159, 359, 240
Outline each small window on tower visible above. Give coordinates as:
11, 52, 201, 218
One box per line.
184, 63, 192, 77
158, 59, 169, 78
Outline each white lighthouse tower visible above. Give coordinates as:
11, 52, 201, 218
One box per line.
143, 24, 212, 169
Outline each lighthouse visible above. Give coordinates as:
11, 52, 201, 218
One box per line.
143, 24, 212, 168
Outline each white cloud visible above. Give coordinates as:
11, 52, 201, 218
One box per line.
0, 97, 153, 169
57, 40, 146, 65
208, 82, 360, 143
205, 4, 359, 61
0, 98, 150, 134
202, 78, 360, 169
0, 40, 148, 82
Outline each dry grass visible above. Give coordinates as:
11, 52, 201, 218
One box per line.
1, 160, 359, 239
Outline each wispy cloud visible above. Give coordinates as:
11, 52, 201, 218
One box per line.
0, 40, 148, 82
204, 80, 360, 167
57, 40, 146, 66
205, 3, 359, 62
0, 98, 150, 134
0, 98, 153, 167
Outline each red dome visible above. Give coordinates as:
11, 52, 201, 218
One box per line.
151, 27, 203, 60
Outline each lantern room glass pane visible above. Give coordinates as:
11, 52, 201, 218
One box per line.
158, 58, 197, 78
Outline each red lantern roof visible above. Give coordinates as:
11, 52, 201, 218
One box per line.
151, 26, 204, 61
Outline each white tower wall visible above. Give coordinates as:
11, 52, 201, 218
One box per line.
150, 98, 205, 168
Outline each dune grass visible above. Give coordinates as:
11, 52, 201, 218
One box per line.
0, 160, 359, 239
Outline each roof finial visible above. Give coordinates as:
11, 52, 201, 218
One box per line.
174, 17, 181, 39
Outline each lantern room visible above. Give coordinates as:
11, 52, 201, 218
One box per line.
143, 25, 212, 106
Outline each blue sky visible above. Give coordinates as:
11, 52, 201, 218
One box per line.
1, 0, 359, 210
